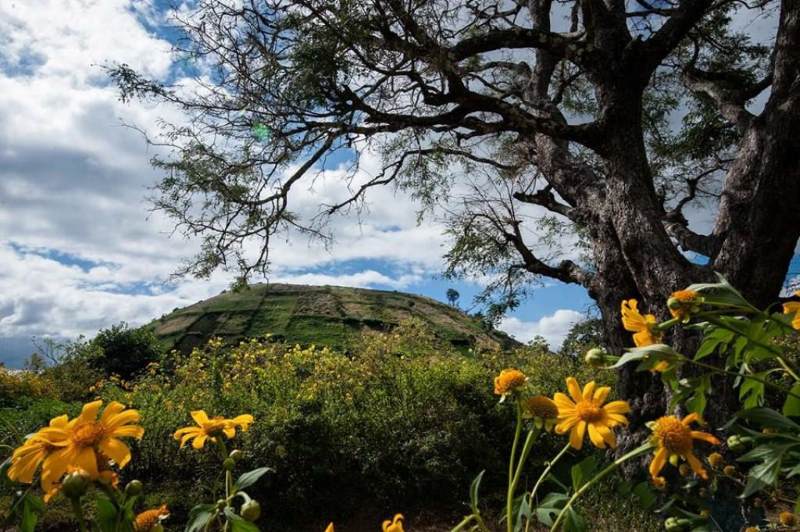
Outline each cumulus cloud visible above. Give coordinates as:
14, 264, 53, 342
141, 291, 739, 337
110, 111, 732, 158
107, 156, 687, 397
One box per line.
499, 310, 584, 349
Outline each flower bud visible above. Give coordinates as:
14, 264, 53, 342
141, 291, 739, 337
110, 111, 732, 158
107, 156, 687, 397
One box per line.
707, 452, 724, 468
669, 453, 680, 467
723, 465, 736, 476
229, 450, 244, 462
584, 348, 608, 368
678, 463, 691, 477
216, 499, 227, 511
664, 517, 691, 531
62, 470, 90, 499
125, 480, 144, 496
241, 500, 261, 522
726, 434, 752, 453
223, 458, 236, 471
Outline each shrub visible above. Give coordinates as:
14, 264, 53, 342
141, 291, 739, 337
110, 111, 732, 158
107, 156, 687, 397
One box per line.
88, 323, 163, 380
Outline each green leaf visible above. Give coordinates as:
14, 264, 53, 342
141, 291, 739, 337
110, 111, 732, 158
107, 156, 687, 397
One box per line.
234, 467, 272, 491
224, 507, 261, 532
738, 443, 798, 497
95, 495, 119, 532
535, 492, 569, 526
739, 372, 767, 409
736, 408, 800, 431
632, 481, 657, 510
686, 375, 710, 415
563, 506, 586, 532
469, 470, 485, 514
19, 494, 43, 532
610, 349, 649, 368
695, 328, 734, 361
783, 383, 800, 417
186, 504, 216, 532
687, 275, 750, 308
571, 456, 598, 491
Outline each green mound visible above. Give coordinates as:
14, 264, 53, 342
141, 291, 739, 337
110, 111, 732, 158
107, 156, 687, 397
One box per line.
146, 283, 519, 354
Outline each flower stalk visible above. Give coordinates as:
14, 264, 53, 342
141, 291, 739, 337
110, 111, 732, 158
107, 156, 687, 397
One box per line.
549, 443, 653, 532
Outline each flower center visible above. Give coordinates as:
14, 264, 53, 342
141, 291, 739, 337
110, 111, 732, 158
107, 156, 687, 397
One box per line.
72, 422, 104, 447
575, 400, 604, 422
654, 416, 693, 454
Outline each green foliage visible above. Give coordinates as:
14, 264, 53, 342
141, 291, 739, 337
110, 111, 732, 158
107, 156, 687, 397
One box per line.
89, 323, 163, 380
83, 321, 581, 528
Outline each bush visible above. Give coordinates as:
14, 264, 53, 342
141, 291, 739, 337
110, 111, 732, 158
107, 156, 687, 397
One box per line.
88, 322, 164, 380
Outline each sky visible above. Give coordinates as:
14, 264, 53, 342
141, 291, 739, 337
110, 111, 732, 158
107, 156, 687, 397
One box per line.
0, 1, 785, 368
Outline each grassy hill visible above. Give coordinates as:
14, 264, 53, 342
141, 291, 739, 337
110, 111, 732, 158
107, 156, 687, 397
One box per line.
146, 283, 519, 354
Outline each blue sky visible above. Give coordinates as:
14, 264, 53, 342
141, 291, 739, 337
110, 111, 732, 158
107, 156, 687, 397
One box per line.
0, 1, 787, 368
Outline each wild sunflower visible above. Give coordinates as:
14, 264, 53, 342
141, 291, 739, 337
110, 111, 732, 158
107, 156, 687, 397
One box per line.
382, 514, 404, 532
7, 401, 143, 501
134, 504, 169, 531
621, 299, 662, 347
7, 414, 70, 486
553, 377, 630, 450
522, 395, 559, 431
173, 411, 254, 449
493, 368, 527, 397
667, 290, 701, 321
783, 292, 800, 330
648, 413, 720, 482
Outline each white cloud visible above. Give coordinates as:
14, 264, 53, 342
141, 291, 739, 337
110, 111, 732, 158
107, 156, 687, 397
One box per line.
499, 309, 584, 349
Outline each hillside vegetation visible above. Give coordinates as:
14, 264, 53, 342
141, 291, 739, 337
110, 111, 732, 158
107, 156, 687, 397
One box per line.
146, 284, 518, 355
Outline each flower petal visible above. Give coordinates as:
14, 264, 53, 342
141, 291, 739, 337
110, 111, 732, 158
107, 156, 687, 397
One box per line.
587, 423, 606, 448
690, 431, 720, 446
593, 386, 611, 405
566, 377, 582, 403
582, 381, 597, 401
603, 400, 630, 415
685, 452, 707, 479
99, 437, 132, 468
569, 421, 586, 450
190, 410, 210, 426
649, 447, 668, 479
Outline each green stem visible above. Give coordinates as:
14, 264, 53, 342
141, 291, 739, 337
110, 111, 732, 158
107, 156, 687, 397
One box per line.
524, 443, 571, 532
69, 497, 88, 532
549, 444, 653, 532
451, 514, 476, 532
507, 402, 523, 532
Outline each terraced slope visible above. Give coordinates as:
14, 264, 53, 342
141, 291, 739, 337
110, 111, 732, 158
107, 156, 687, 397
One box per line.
145, 283, 518, 354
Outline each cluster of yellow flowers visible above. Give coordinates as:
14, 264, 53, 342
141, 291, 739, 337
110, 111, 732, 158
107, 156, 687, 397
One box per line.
495, 366, 721, 487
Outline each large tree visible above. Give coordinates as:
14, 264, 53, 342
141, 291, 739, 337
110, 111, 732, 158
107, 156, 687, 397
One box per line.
113, 0, 799, 427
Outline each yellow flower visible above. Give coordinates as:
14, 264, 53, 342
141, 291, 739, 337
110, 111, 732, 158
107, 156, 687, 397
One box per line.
173, 411, 254, 449
649, 414, 720, 481
134, 504, 169, 531
493, 369, 527, 397
779, 511, 797, 526
621, 299, 662, 347
382, 514, 404, 532
522, 395, 559, 432
651, 476, 666, 490
783, 292, 800, 330
668, 290, 700, 320
324, 523, 334, 532
7, 401, 143, 501
553, 377, 630, 450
